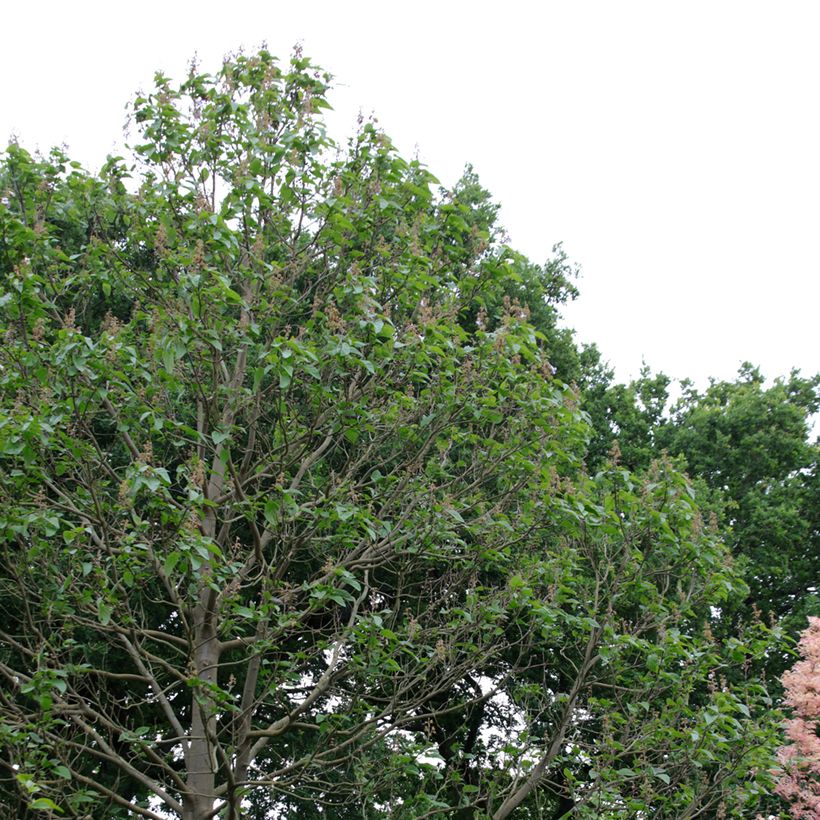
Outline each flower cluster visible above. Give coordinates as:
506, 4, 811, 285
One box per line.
775, 616, 820, 818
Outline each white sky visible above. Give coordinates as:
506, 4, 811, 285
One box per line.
3, 0, 818, 387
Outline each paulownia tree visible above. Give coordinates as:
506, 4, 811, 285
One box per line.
0, 50, 781, 818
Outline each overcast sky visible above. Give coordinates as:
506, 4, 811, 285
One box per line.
3, 1, 817, 388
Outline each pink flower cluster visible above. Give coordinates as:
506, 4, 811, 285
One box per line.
776, 616, 820, 819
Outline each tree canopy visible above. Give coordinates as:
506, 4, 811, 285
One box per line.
0, 49, 811, 819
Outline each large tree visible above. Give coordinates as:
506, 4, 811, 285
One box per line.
0, 51, 781, 818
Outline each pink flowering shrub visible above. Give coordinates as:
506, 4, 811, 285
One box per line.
776, 616, 820, 818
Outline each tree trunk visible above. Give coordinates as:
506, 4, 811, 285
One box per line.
184, 591, 220, 820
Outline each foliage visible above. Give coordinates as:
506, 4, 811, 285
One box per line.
659, 367, 820, 637
573, 356, 819, 820
581, 363, 671, 475
0, 50, 784, 818
582, 363, 819, 669
775, 616, 820, 818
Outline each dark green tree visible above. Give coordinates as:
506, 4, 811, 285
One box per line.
659, 367, 820, 652
578, 360, 818, 677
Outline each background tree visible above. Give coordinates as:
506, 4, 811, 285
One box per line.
0, 50, 784, 819
571, 356, 819, 819
579, 362, 819, 659
658, 367, 820, 647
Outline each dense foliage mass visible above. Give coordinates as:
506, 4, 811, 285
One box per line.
0, 49, 815, 819
584, 365, 819, 655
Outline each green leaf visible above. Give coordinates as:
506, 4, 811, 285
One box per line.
212, 430, 230, 445
335, 503, 355, 521
163, 551, 181, 575
97, 600, 113, 626
234, 606, 255, 618
30, 797, 63, 812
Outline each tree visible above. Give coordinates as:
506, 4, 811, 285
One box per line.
659, 367, 819, 634
775, 616, 820, 818
581, 363, 819, 668
581, 363, 672, 475
0, 50, 782, 818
